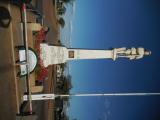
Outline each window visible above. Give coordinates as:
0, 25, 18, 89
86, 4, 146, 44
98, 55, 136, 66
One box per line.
68, 51, 74, 58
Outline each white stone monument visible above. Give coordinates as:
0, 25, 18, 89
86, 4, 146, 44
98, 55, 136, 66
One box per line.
40, 43, 151, 67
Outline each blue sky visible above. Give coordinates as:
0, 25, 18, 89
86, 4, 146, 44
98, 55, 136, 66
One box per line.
61, 0, 160, 120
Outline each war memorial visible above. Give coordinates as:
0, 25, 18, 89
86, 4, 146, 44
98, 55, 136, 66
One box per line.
0, 0, 159, 120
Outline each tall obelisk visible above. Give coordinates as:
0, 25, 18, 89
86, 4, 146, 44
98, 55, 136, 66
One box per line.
40, 43, 151, 67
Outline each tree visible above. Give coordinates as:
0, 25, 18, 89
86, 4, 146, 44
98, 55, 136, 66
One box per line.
61, 0, 75, 6
58, 17, 65, 28
61, 0, 75, 3
58, 5, 66, 15
56, 74, 72, 94
60, 63, 67, 71
62, 75, 72, 94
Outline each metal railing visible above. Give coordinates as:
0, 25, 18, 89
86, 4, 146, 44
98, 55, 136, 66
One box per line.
21, 3, 33, 114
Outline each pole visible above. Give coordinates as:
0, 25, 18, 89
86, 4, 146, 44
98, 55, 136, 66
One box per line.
22, 3, 33, 114
23, 92, 160, 101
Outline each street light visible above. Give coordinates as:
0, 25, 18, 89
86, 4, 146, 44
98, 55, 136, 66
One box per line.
23, 92, 160, 101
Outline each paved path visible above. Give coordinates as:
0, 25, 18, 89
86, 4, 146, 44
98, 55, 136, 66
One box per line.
0, 3, 20, 120
0, 1, 59, 120
0, 2, 38, 120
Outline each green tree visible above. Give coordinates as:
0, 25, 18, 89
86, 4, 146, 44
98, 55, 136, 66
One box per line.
61, 63, 67, 71
58, 6, 66, 15
62, 75, 72, 94
61, 0, 75, 4
58, 17, 65, 28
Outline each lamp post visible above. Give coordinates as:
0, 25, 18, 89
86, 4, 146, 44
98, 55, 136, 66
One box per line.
23, 92, 160, 101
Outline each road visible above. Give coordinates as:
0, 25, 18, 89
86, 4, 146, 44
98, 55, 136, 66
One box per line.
0, 1, 39, 120
0, 1, 59, 120
0, 2, 20, 120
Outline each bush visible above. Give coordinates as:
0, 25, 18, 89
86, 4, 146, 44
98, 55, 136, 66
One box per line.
58, 17, 65, 28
